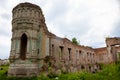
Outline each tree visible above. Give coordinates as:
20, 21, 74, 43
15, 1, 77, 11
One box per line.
72, 37, 79, 45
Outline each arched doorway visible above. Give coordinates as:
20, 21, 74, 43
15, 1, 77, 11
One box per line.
20, 33, 27, 60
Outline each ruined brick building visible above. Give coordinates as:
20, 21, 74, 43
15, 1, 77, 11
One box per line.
8, 2, 120, 77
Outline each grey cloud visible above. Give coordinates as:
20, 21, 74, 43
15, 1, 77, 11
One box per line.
54, 17, 91, 39
0, 30, 11, 37
111, 22, 120, 37
0, 45, 10, 59
89, 41, 106, 48
43, 0, 93, 41
45, 1, 69, 21
1, 13, 11, 20
111, 0, 120, 37
0, 0, 119, 59
0, 0, 7, 8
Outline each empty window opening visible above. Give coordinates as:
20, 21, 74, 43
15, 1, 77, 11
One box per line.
79, 50, 82, 58
59, 46, 64, 60
79, 50, 81, 54
89, 66, 91, 71
93, 53, 94, 56
87, 52, 89, 56
76, 50, 79, 59
81, 65, 85, 69
68, 48, 71, 60
51, 44, 54, 56
20, 33, 27, 60
37, 49, 39, 54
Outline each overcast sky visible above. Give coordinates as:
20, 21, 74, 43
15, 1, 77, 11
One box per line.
0, 0, 120, 59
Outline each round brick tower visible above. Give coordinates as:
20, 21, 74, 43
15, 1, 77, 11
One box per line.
8, 2, 48, 77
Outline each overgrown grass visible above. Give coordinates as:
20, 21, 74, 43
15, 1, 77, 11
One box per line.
0, 62, 120, 80
0, 65, 8, 80
38, 62, 120, 80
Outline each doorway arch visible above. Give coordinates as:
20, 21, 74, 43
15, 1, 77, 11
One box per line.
20, 33, 27, 60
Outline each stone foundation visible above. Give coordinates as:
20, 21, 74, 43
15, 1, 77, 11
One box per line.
8, 63, 39, 77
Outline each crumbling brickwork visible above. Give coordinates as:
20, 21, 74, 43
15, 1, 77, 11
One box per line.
8, 2, 120, 77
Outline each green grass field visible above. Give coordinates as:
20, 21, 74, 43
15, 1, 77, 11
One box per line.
0, 62, 120, 80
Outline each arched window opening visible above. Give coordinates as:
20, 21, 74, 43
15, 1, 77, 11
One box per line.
20, 33, 27, 60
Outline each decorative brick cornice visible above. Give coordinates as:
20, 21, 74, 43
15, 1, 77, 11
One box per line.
13, 2, 42, 12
